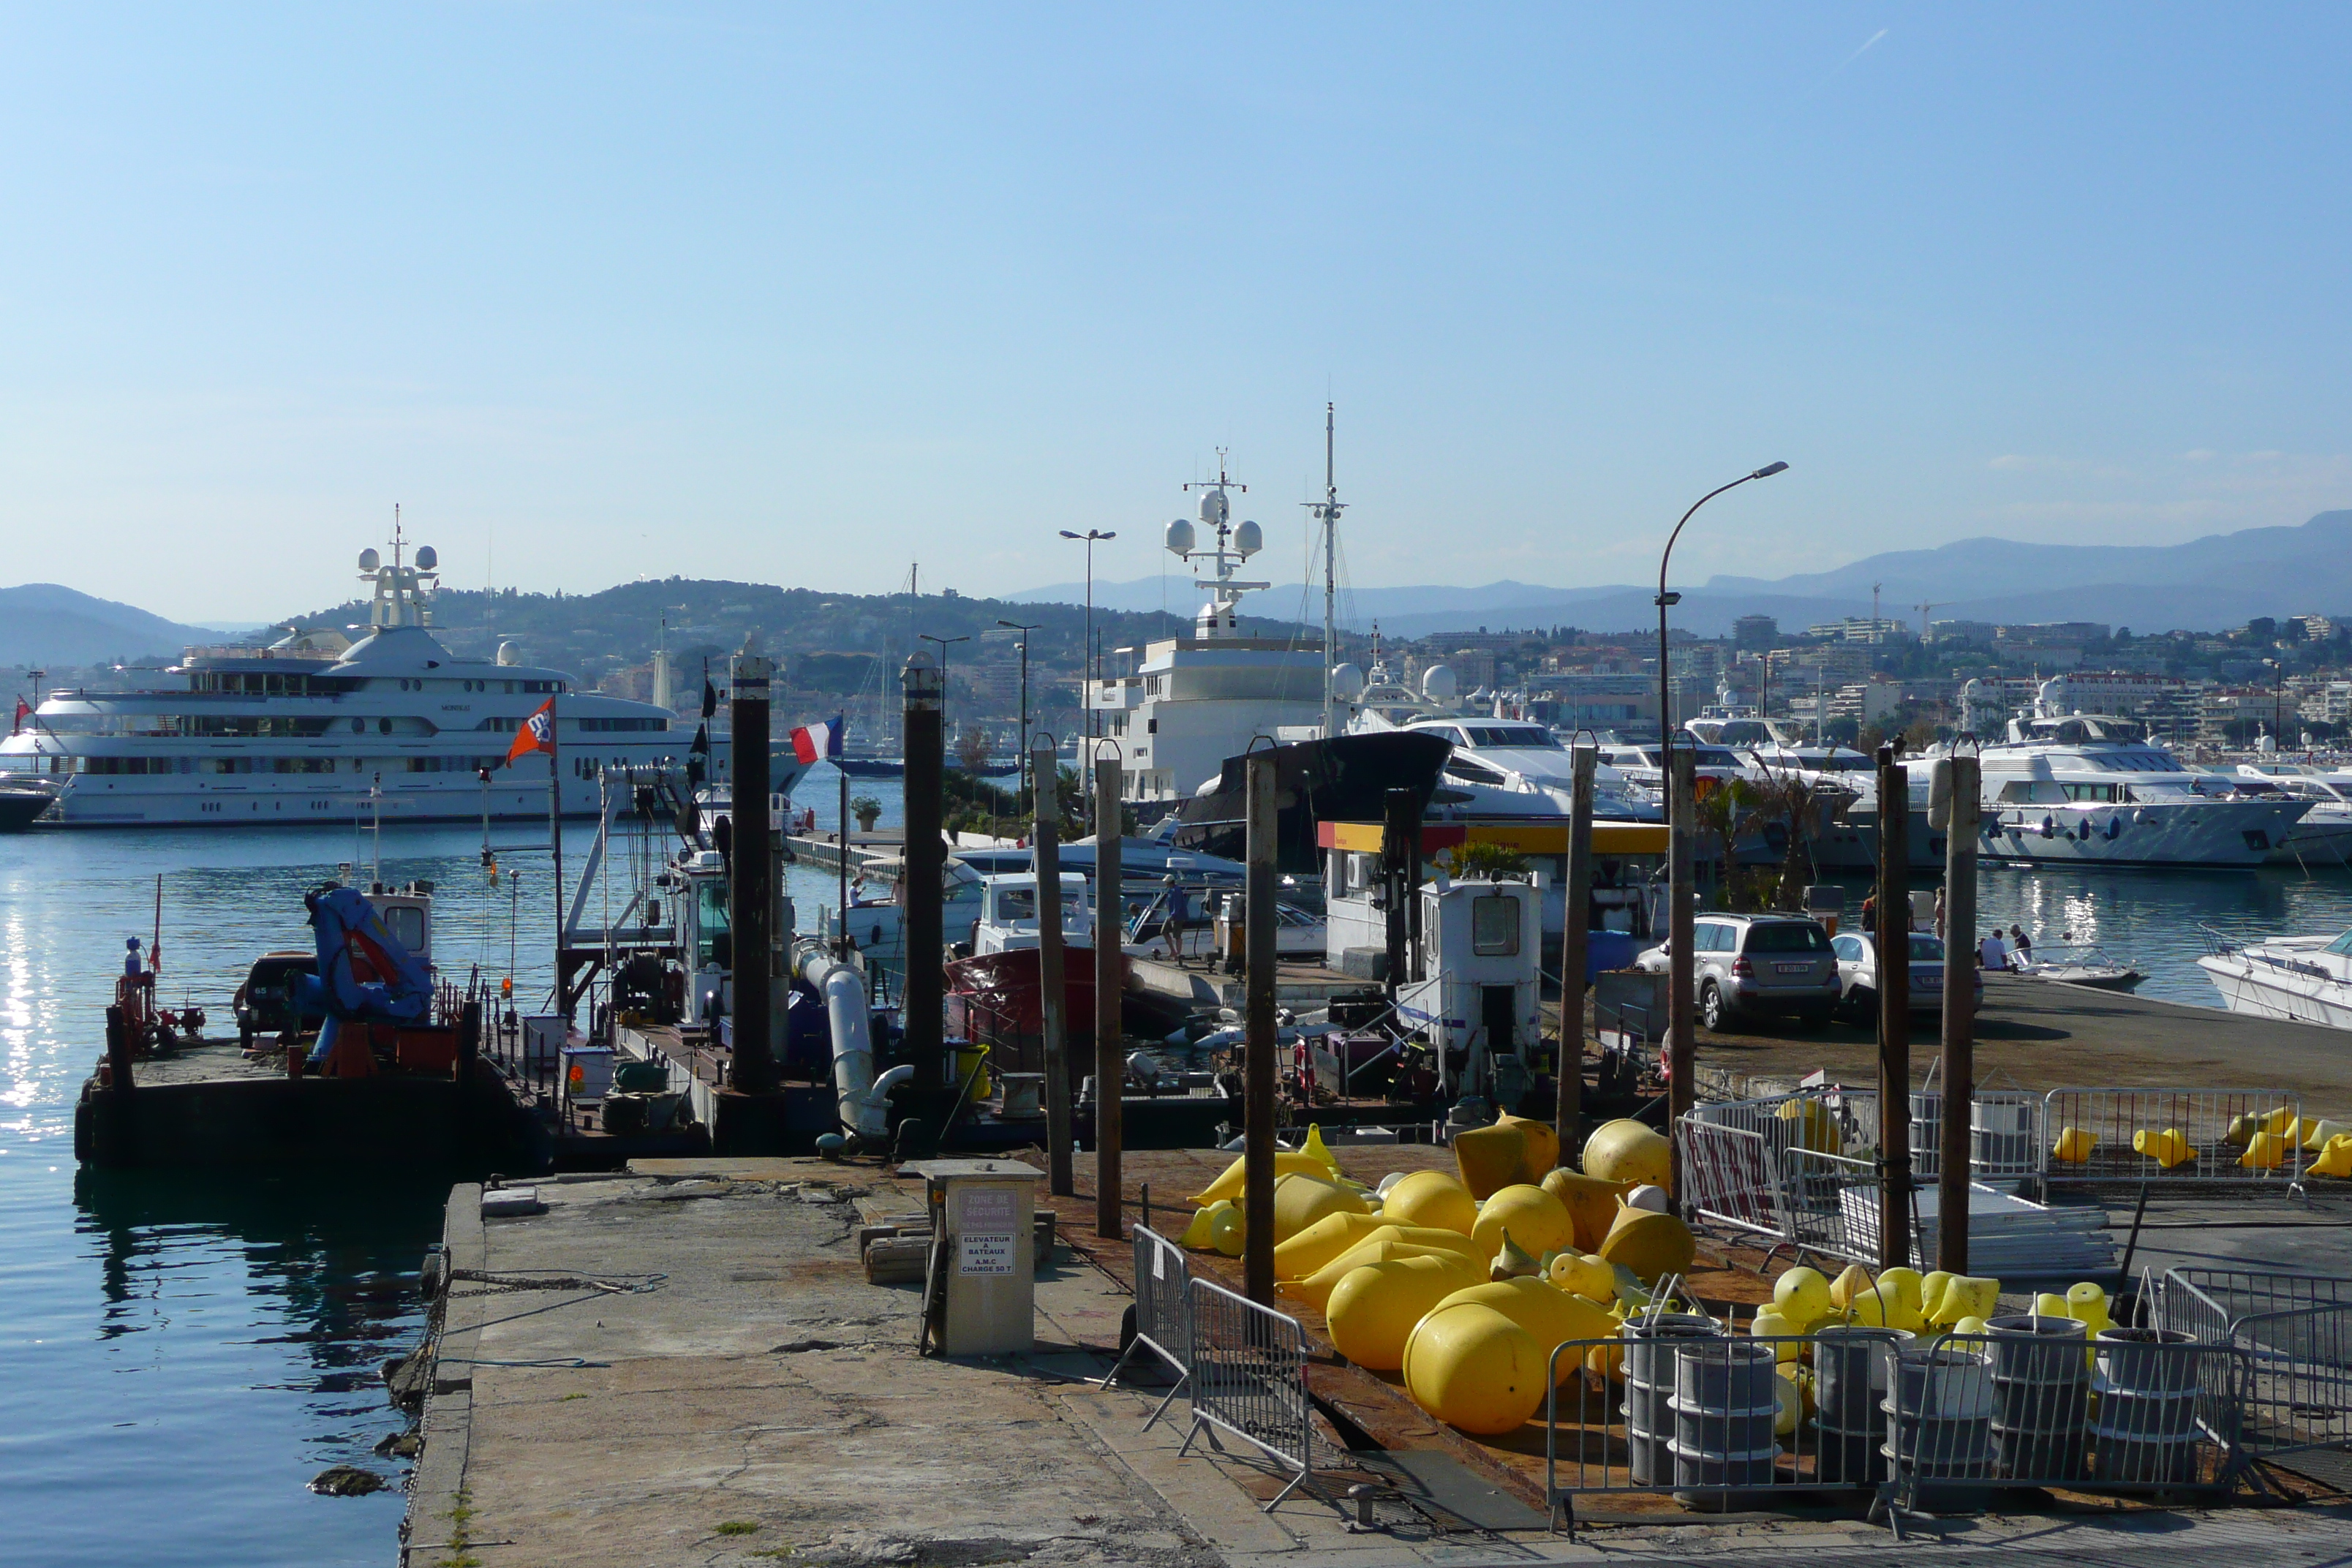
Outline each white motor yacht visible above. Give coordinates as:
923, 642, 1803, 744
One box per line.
1976, 700, 2307, 867
2198, 927, 2352, 1028
2228, 764, 2352, 866
1397, 716, 1662, 821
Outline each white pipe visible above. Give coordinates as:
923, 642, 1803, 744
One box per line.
798, 941, 886, 1137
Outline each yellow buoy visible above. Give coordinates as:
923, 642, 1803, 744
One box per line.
1452, 1124, 1528, 1200
1828, 1262, 1876, 1311
1384, 1169, 1481, 1235
1210, 1205, 1244, 1256
2310, 1134, 2352, 1180
1496, 1113, 1561, 1183
2261, 1105, 2300, 1137
1280, 1228, 1482, 1310
1186, 1149, 1346, 1207
2065, 1281, 2111, 1338
2241, 1130, 2291, 1169
1772, 1265, 1833, 1327
1177, 1201, 1229, 1250
1299, 1123, 1343, 1178
1547, 1251, 1616, 1303
1926, 1275, 2001, 1327
1875, 1267, 1926, 1318
1539, 1168, 1633, 1252
2051, 1126, 2097, 1164
1749, 1308, 1803, 1362
1425, 1277, 1620, 1384
1326, 1254, 1482, 1371
1270, 1170, 1371, 1244
1471, 1184, 1578, 1260
1596, 1202, 1696, 1283
1402, 1303, 1548, 1435
1582, 1119, 1672, 1189
1773, 1096, 1842, 1153
2301, 1118, 2351, 1152
1271, 1211, 1391, 1281
2132, 1128, 2195, 1169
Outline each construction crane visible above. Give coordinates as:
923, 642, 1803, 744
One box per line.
1914, 601, 1942, 641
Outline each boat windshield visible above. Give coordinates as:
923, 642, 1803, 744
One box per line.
2326, 931, 2352, 957
990, 887, 1088, 926
1708, 720, 1775, 745
1460, 724, 1560, 749
695, 881, 730, 967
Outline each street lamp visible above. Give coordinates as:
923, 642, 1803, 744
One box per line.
1059, 529, 1117, 743
998, 619, 1040, 818
1656, 461, 1789, 806
919, 633, 971, 749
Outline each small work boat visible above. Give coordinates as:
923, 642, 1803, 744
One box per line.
2009, 942, 2145, 992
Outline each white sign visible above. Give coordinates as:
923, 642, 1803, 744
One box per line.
959, 1233, 1017, 1275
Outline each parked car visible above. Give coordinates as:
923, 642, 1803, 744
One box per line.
1635, 913, 1840, 1030
1831, 931, 1981, 1020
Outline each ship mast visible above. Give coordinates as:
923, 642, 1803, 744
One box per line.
1303, 404, 1346, 736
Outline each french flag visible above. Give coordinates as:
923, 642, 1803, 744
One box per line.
789, 713, 845, 765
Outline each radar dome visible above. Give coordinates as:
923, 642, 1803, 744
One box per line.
1421, 664, 1458, 702
1330, 663, 1366, 701
1165, 518, 1196, 557
1199, 489, 1229, 527
415, 545, 438, 571
358, 548, 381, 571
496, 641, 521, 666
1232, 520, 1263, 557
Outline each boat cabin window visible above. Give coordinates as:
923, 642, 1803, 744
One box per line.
2061, 783, 2123, 802
1471, 894, 1520, 956
987, 883, 1088, 927
1997, 780, 2067, 804
1443, 758, 1508, 785
695, 881, 730, 967
376, 903, 426, 954
1710, 720, 1774, 745
2326, 931, 2352, 957
1460, 724, 1558, 748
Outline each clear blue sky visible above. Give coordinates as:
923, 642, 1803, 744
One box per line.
4, 4, 2349, 621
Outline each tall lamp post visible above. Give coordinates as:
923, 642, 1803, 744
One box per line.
919, 633, 970, 753
998, 618, 1040, 818
1656, 461, 1787, 1210
1656, 462, 1790, 770
1060, 528, 1115, 832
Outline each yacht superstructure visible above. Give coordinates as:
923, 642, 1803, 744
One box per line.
0, 540, 688, 826
1096, 456, 1328, 805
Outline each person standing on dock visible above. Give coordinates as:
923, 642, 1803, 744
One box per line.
1979, 928, 2009, 971
2009, 924, 2033, 963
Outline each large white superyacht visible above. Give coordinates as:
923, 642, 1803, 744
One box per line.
1975, 692, 2308, 867
0, 542, 706, 826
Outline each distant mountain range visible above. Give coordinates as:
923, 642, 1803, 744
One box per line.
1013, 508, 2352, 639
0, 585, 228, 667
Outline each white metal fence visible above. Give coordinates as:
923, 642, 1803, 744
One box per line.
1178, 1276, 1320, 1511
2157, 1268, 2352, 1458
1100, 1225, 1193, 1429
2042, 1088, 2308, 1191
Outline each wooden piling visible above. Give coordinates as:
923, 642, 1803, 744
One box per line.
1876, 746, 1912, 1271
902, 653, 946, 1094
1243, 752, 1278, 1304
1035, 750, 1073, 1197
1094, 751, 1123, 1240
728, 650, 776, 1093
1554, 744, 1596, 1159
1938, 753, 1980, 1275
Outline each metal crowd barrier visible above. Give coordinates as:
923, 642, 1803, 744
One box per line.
1099, 1225, 1194, 1429
2042, 1088, 2307, 1191
1543, 1323, 2249, 1539
2158, 1268, 2352, 1458
1676, 1120, 1788, 1245
1543, 1329, 1902, 1538
1885, 1327, 2244, 1520
1177, 1276, 1318, 1511
1906, 1090, 2044, 1181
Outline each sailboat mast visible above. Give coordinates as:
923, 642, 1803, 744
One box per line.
1308, 402, 1346, 736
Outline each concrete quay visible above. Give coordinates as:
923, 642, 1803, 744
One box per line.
399, 1146, 2352, 1567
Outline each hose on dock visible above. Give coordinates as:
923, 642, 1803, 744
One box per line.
796, 939, 900, 1147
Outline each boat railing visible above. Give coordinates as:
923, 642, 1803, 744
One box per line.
2196, 923, 2243, 958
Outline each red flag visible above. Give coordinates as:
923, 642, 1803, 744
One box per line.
503, 698, 556, 766
10, 700, 26, 736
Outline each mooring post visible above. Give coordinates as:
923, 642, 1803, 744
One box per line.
1035, 740, 1073, 1197
1937, 753, 1980, 1275
902, 652, 946, 1097
729, 647, 776, 1093
1244, 751, 1279, 1304
1877, 745, 1912, 1271
1555, 743, 1596, 1163
1382, 787, 1414, 992
1094, 750, 1125, 1240
1665, 746, 1696, 1208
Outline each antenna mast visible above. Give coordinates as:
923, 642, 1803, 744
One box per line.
1303, 404, 1346, 735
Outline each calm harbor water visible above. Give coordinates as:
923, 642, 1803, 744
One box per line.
4, 764, 2350, 1563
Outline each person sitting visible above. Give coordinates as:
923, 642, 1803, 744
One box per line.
1979, 929, 2010, 971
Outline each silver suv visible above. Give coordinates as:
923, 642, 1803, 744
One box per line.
1636, 913, 1841, 1030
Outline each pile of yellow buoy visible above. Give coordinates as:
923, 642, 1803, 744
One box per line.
2046, 1104, 2352, 1176
1174, 1116, 1703, 1435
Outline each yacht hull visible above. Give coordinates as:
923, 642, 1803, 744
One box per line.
1979, 802, 2303, 868
2198, 954, 2352, 1030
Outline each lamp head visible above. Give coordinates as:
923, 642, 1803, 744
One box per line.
1754, 461, 1790, 478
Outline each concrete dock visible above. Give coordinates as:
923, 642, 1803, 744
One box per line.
399, 1141, 2352, 1567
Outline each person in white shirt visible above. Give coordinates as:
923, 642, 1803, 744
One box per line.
1979, 930, 2010, 971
